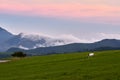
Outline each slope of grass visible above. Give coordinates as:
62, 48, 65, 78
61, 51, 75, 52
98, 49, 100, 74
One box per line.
0, 50, 120, 80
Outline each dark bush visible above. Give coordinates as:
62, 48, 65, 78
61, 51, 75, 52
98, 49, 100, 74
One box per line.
11, 51, 26, 57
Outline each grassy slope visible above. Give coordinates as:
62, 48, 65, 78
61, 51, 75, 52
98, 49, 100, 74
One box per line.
0, 50, 120, 80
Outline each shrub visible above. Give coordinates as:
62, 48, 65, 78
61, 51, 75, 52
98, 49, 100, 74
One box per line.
11, 51, 26, 57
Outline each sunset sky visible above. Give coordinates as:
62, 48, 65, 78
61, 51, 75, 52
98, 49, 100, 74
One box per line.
0, 0, 120, 42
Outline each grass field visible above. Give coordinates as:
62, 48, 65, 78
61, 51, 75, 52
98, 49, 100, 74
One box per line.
0, 50, 120, 80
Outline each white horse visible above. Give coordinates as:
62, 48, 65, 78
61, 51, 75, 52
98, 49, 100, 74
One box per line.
88, 53, 94, 57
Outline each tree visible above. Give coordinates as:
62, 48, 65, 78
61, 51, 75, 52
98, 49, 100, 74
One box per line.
11, 51, 26, 57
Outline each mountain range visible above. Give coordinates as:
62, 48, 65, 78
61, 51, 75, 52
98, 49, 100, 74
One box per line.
0, 27, 120, 55
0, 27, 72, 52
7, 39, 120, 56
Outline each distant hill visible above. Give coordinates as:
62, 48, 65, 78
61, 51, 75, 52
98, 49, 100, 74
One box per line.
7, 39, 120, 55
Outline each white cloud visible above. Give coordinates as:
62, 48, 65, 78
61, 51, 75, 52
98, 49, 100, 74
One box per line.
17, 32, 120, 44
99, 33, 120, 39
54, 34, 93, 43
56, 34, 81, 42
58, 33, 120, 43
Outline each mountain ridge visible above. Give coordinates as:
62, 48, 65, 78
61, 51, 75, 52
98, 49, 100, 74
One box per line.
0, 27, 14, 44
1, 27, 120, 53
7, 39, 120, 55
0, 27, 75, 52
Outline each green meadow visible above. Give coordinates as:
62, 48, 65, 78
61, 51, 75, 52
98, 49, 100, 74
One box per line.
0, 50, 120, 80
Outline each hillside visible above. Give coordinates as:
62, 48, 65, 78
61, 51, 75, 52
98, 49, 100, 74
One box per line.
0, 50, 120, 80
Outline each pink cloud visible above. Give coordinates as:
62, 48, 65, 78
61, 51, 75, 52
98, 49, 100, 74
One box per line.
0, 2, 120, 24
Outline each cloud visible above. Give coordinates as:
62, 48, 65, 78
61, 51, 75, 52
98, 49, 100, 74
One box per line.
6, 31, 120, 44
18, 32, 94, 43
57, 33, 120, 43
99, 33, 120, 39
56, 34, 83, 43
83, 33, 120, 42
15, 32, 120, 43
50, 34, 100, 43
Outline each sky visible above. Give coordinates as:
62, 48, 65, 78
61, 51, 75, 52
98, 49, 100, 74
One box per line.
0, 0, 120, 43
